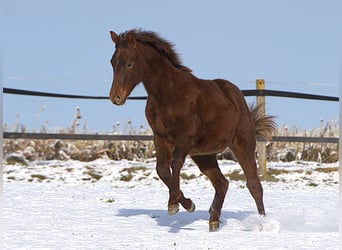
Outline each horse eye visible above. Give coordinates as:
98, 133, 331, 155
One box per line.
127, 63, 132, 68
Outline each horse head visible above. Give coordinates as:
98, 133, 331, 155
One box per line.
109, 31, 144, 105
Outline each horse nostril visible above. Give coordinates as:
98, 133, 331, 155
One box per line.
115, 96, 121, 104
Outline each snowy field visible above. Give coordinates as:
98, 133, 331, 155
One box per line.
2, 158, 340, 249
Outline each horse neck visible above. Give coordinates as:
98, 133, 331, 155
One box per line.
140, 45, 184, 98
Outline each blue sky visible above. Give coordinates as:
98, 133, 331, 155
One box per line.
3, 0, 340, 133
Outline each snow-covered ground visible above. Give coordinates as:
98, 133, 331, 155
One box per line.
2, 158, 340, 249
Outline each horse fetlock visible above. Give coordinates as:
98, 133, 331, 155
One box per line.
257, 205, 266, 216
179, 196, 195, 212
168, 204, 179, 215
185, 200, 196, 213
209, 221, 220, 232
209, 206, 221, 223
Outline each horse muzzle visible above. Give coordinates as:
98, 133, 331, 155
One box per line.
110, 94, 126, 105
110, 82, 131, 105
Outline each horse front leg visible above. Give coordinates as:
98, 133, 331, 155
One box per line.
157, 157, 195, 214
154, 135, 195, 214
167, 155, 184, 215
165, 149, 195, 215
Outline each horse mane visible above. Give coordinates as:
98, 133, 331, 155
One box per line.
117, 29, 192, 72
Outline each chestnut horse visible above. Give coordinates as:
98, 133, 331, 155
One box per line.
109, 29, 276, 231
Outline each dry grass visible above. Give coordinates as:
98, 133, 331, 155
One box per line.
3, 119, 339, 163
119, 166, 151, 182
3, 138, 155, 162
266, 121, 339, 163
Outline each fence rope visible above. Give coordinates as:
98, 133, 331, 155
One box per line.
2, 87, 339, 147
3, 87, 339, 102
2, 132, 339, 143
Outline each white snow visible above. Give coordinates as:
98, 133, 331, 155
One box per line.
2, 158, 339, 249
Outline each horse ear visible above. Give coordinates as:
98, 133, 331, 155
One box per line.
110, 31, 119, 44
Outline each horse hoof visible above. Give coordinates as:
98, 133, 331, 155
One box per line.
209, 221, 220, 232
168, 204, 179, 215
186, 201, 196, 213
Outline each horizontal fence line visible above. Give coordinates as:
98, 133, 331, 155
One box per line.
268, 136, 338, 144
3, 87, 339, 102
3, 132, 339, 144
3, 132, 154, 141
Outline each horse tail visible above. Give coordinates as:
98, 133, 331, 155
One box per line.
249, 104, 277, 140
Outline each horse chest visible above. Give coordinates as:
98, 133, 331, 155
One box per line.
145, 101, 195, 136
147, 107, 178, 131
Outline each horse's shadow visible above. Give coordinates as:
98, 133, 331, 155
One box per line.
117, 208, 252, 233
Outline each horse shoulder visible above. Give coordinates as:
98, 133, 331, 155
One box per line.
145, 97, 177, 136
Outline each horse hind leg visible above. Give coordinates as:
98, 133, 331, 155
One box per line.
191, 154, 229, 232
231, 132, 266, 216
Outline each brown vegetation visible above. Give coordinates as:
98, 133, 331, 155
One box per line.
3, 120, 338, 164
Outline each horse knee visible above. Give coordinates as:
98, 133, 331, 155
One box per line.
170, 157, 185, 173
156, 165, 170, 178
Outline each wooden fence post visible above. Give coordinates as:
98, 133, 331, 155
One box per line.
256, 79, 267, 177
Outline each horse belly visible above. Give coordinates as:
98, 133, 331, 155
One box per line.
190, 141, 229, 156
189, 131, 232, 156
189, 111, 239, 156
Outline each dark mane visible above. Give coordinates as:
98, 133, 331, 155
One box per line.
118, 29, 191, 72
